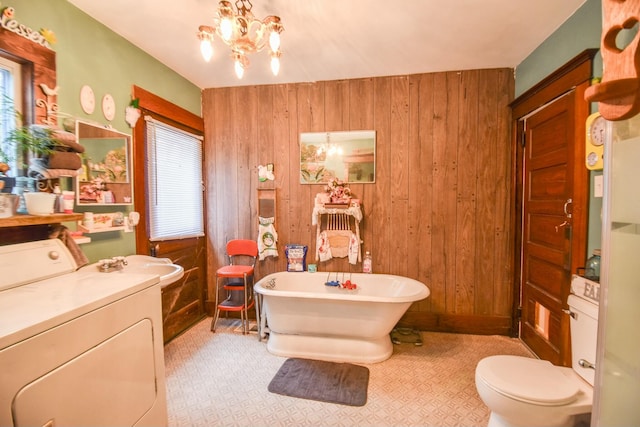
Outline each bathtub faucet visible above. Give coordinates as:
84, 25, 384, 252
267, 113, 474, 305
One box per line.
264, 278, 276, 289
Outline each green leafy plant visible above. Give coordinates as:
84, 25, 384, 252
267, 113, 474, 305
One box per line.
1, 99, 59, 174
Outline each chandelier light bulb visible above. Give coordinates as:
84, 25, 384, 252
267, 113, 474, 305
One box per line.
220, 17, 233, 41
200, 38, 213, 62
271, 55, 280, 76
269, 31, 281, 52
235, 58, 245, 79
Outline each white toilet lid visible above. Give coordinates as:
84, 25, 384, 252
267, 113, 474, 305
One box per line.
477, 355, 580, 405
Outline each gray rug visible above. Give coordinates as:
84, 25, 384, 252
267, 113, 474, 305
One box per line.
268, 358, 369, 407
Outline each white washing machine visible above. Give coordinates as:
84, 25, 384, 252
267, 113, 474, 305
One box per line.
0, 239, 168, 426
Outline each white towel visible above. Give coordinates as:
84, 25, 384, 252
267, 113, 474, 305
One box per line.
258, 217, 278, 260
317, 230, 332, 262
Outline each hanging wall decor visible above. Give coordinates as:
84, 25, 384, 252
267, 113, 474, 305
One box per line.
585, 0, 640, 120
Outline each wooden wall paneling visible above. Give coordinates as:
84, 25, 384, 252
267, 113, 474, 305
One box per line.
306, 83, 326, 265
218, 88, 239, 245
288, 84, 314, 249
202, 68, 516, 335
410, 73, 435, 312
390, 76, 410, 276
349, 78, 375, 270
323, 79, 352, 272
256, 85, 277, 276
406, 75, 422, 287
203, 89, 223, 278
429, 72, 447, 314
290, 83, 309, 251
443, 72, 461, 314
202, 90, 215, 304
273, 84, 292, 273
284, 84, 309, 244
276, 84, 296, 272
211, 87, 239, 285
474, 69, 499, 315
455, 70, 479, 314
494, 68, 515, 316
236, 86, 259, 240
324, 80, 349, 130
372, 77, 392, 273
431, 72, 459, 314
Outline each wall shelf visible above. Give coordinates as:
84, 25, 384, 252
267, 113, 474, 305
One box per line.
72, 236, 91, 244
0, 213, 84, 228
77, 223, 125, 233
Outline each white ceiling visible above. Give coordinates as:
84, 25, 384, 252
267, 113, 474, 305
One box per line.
68, 0, 587, 89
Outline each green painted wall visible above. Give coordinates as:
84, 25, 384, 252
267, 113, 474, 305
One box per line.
514, 0, 603, 258
8, 0, 201, 262
515, 0, 602, 97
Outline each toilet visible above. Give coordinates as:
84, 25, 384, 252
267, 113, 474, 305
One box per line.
475, 276, 599, 427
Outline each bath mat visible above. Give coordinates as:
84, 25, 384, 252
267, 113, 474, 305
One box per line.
268, 358, 369, 406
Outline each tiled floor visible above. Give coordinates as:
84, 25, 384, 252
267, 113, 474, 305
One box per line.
163, 318, 533, 427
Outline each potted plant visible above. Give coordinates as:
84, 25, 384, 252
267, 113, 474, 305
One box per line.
0, 108, 57, 192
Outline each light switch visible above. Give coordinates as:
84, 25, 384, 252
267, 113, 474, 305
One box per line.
594, 174, 603, 198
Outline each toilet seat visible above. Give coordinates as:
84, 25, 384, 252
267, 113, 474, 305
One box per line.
476, 355, 580, 406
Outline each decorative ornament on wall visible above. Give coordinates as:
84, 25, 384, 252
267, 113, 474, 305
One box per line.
36, 83, 59, 126
584, 0, 640, 120
0, 6, 54, 50
102, 93, 116, 121
125, 98, 141, 128
80, 85, 95, 114
258, 163, 275, 182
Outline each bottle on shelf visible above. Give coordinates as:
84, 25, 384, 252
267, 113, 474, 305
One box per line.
363, 251, 372, 273
53, 184, 62, 213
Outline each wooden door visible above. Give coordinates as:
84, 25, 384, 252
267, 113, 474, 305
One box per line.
132, 86, 207, 343
512, 50, 594, 367
521, 92, 578, 366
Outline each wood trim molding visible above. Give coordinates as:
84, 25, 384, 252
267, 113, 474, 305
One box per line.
0, 27, 56, 127
132, 85, 203, 132
511, 49, 599, 118
399, 312, 513, 336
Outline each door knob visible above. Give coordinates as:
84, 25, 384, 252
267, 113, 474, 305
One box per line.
555, 220, 570, 232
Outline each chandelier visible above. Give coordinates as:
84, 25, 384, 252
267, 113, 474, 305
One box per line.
197, 0, 284, 79
316, 133, 343, 157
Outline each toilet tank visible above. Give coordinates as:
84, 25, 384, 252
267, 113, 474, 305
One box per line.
568, 276, 600, 386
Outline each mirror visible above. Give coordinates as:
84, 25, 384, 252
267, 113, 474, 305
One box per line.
76, 121, 133, 205
300, 130, 375, 184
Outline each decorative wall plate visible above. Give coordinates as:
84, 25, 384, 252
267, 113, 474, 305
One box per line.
102, 93, 116, 121
80, 85, 95, 114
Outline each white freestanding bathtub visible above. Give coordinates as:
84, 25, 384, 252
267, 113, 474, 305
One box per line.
254, 271, 430, 363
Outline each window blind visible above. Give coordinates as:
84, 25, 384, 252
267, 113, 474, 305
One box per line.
145, 116, 204, 241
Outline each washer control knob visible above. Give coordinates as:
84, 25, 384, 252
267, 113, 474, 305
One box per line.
49, 251, 60, 260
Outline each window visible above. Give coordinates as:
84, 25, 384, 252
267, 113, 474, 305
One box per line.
0, 55, 22, 175
145, 116, 204, 240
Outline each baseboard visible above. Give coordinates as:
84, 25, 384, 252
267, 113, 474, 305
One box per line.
397, 312, 514, 336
